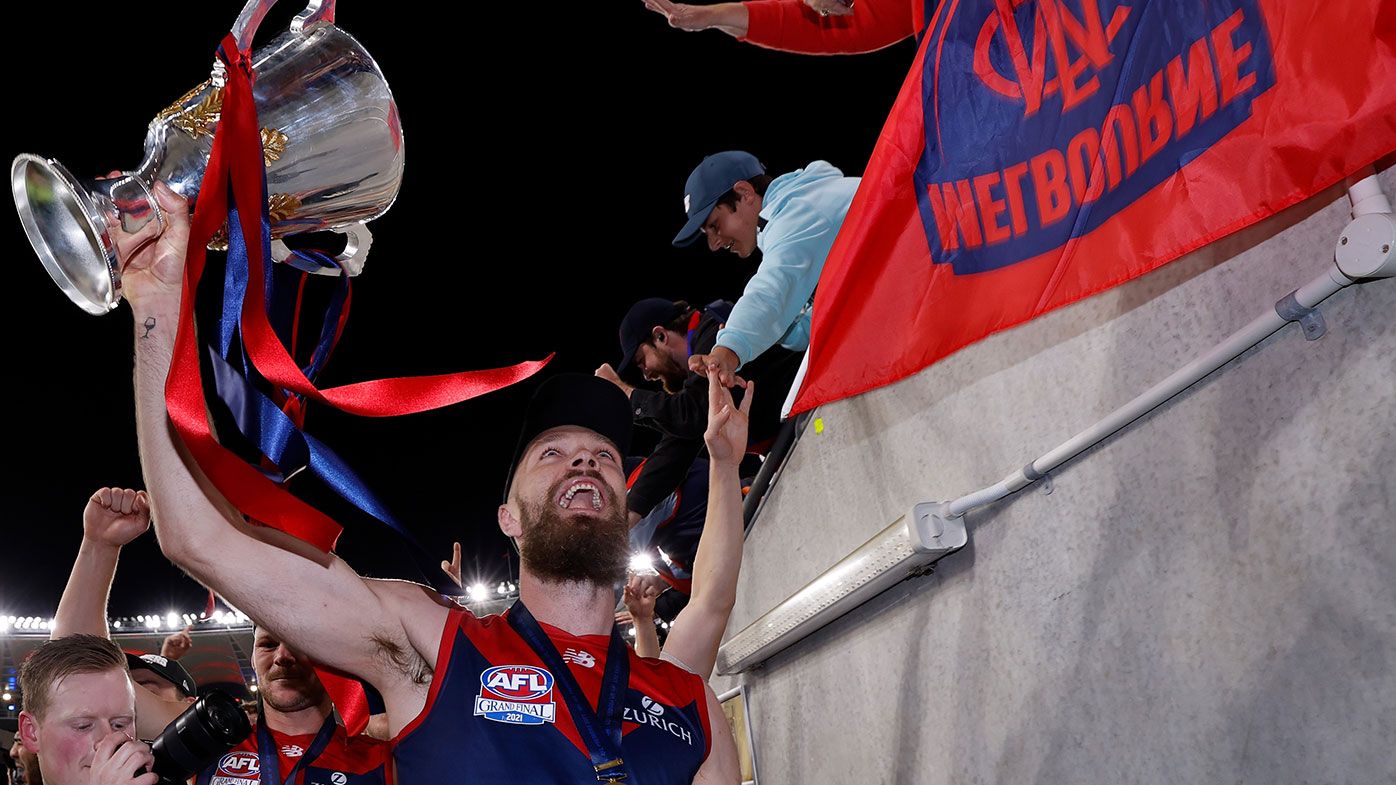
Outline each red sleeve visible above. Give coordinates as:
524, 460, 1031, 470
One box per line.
740, 0, 918, 55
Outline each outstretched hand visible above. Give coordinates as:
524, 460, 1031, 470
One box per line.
703, 367, 752, 467
441, 542, 463, 589
688, 346, 742, 389
161, 626, 194, 660
641, 0, 715, 31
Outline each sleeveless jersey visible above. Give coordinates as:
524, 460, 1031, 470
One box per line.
393, 608, 713, 784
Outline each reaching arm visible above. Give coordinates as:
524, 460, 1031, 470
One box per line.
121, 184, 445, 732
660, 371, 752, 679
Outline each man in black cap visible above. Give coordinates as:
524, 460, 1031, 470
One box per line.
598, 297, 803, 504
124, 653, 196, 705
671, 150, 860, 386
596, 297, 737, 530
596, 298, 801, 611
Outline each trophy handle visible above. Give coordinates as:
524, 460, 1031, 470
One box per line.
271, 222, 371, 277
231, 0, 337, 51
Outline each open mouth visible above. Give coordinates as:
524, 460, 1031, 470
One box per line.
558, 480, 604, 512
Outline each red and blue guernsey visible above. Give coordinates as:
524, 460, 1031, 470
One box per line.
393, 606, 713, 784
198, 714, 393, 785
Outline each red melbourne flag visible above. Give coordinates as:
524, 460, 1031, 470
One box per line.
790, 0, 1396, 413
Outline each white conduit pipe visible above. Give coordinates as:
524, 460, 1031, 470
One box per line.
946, 266, 1349, 517
946, 170, 1389, 518
718, 169, 1393, 674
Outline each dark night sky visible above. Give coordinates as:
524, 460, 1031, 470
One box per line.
1, 2, 913, 619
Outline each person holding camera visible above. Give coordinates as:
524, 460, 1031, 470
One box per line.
51, 488, 394, 785
17, 635, 157, 785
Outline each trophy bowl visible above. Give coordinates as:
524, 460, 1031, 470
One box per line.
11, 0, 403, 315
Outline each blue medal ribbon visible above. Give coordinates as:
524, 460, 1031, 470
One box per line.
255, 713, 337, 785
209, 186, 423, 549
506, 601, 633, 783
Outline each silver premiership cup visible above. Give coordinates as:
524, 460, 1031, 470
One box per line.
11, 0, 403, 315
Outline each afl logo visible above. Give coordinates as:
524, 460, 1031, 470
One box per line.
217, 751, 259, 776
480, 665, 553, 701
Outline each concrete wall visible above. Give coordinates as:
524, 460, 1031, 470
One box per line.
716, 165, 1396, 784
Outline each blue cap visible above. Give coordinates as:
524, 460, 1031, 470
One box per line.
672, 151, 765, 247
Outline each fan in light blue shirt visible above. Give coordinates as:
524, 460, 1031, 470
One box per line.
672, 151, 859, 381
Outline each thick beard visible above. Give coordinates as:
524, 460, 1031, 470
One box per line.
519, 477, 629, 587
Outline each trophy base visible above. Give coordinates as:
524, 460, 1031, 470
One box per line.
12, 154, 121, 315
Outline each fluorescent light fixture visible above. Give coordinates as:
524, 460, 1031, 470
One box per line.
716, 502, 966, 674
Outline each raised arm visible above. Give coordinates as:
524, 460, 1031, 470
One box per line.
122, 184, 445, 730
53, 489, 149, 640
660, 370, 751, 679
51, 487, 190, 737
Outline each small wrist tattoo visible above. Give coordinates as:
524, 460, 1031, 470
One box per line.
141, 317, 157, 338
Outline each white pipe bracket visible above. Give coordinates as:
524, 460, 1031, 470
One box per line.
1275, 291, 1328, 341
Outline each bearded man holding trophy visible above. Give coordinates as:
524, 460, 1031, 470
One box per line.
11, 1, 741, 782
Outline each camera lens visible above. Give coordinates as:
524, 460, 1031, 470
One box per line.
148, 691, 252, 783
